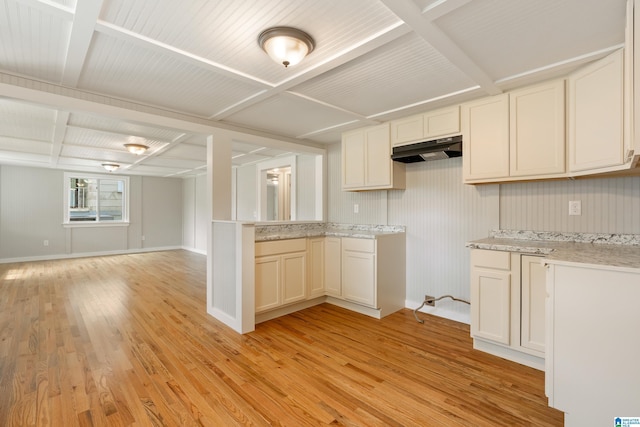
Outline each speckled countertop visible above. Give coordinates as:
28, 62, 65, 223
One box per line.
467, 230, 640, 271
255, 222, 405, 241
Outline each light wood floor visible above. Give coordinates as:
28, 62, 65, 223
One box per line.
0, 250, 563, 426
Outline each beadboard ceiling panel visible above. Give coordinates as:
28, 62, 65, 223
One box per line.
78, 34, 266, 117
0, 136, 51, 155
436, 0, 627, 81
293, 33, 477, 117
0, 1, 70, 83
0, 99, 56, 141
224, 94, 360, 138
98, 0, 401, 85
0, 0, 628, 176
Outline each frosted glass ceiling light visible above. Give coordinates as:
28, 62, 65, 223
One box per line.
258, 27, 315, 68
102, 163, 120, 172
124, 143, 149, 155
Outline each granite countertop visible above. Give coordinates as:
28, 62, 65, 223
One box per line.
467, 230, 640, 271
254, 223, 405, 242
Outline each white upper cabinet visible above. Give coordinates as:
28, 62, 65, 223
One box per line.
568, 49, 625, 172
390, 106, 460, 147
342, 123, 405, 191
462, 94, 510, 181
510, 80, 566, 177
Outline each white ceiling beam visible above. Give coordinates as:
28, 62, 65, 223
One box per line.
94, 21, 274, 88
209, 23, 413, 120
421, 0, 472, 20
380, 0, 501, 96
61, 0, 105, 87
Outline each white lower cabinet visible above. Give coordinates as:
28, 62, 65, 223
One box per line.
470, 249, 545, 369
255, 239, 307, 313
255, 234, 405, 319
307, 237, 326, 298
342, 237, 376, 307
324, 237, 342, 297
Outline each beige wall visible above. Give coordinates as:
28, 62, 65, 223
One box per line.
0, 165, 183, 262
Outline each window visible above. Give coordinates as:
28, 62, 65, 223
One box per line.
63, 172, 129, 225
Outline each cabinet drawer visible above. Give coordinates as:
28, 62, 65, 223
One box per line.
471, 249, 510, 270
342, 237, 375, 253
256, 238, 306, 257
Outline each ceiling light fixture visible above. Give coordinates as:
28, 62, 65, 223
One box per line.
124, 143, 149, 155
258, 26, 315, 68
102, 163, 120, 172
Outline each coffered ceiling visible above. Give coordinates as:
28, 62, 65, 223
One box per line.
0, 0, 627, 177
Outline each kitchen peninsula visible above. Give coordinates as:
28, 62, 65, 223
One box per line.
209, 221, 405, 334
468, 230, 640, 427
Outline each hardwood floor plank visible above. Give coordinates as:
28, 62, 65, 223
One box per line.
0, 250, 563, 426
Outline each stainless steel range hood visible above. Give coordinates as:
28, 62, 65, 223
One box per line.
391, 135, 462, 163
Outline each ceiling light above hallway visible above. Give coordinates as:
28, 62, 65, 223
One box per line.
124, 143, 149, 155
102, 163, 120, 172
258, 27, 315, 68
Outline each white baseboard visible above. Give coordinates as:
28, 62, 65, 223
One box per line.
182, 246, 207, 255
0, 246, 183, 264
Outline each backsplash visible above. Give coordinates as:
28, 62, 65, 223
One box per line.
500, 176, 640, 234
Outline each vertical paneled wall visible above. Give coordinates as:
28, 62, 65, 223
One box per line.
327, 145, 499, 322
500, 176, 640, 233
388, 159, 499, 321
327, 144, 389, 224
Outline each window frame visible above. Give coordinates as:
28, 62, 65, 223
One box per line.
63, 172, 130, 227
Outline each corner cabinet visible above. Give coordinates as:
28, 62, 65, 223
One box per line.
342, 123, 405, 191
470, 249, 545, 369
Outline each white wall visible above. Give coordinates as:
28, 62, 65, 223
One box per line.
0, 165, 183, 262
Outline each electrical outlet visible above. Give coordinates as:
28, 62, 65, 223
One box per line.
569, 200, 582, 216
141, 235, 145, 241
43, 240, 49, 247
424, 295, 435, 307
353, 203, 359, 214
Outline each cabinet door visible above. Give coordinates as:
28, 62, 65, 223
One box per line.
510, 80, 566, 176
308, 238, 325, 298
342, 250, 376, 307
520, 255, 546, 354
390, 114, 423, 146
324, 237, 342, 297
569, 49, 624, 172
255, 255, 280, 313
342, 130, 365, 189
470, 268, 511, 345
281, 252, 307, 305
423, 106, 460, 139
364, 124, 392, 188
462, 94, 510, 181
